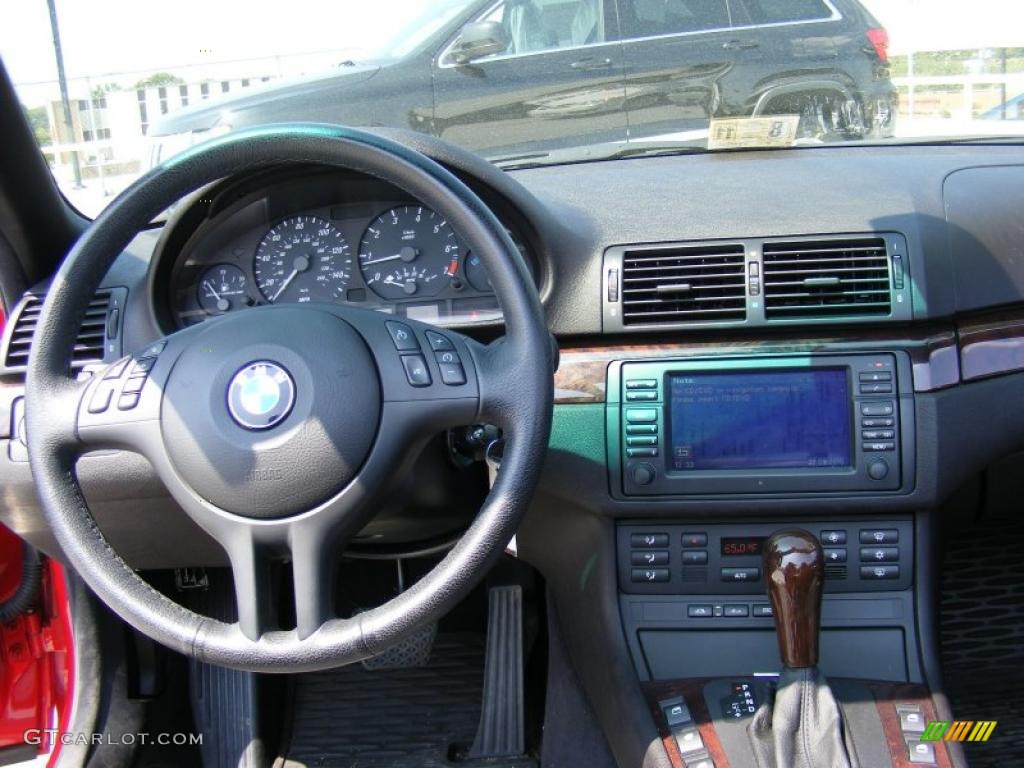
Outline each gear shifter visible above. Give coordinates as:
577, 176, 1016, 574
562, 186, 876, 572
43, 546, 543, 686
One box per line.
764, 528, 824, 668
748, 529, 856, 768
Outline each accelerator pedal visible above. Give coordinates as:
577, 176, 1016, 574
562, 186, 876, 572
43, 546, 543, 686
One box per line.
469, 585, 525, 759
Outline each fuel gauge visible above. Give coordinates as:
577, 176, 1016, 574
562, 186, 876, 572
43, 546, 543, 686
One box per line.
197, 264, 251, 315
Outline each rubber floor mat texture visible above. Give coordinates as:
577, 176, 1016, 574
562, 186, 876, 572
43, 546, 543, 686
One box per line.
278, 634, 531, 768
940, 519, 1024, 768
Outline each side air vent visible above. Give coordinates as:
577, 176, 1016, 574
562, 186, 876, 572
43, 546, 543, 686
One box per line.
763, 237, 892, 319
2, 290, 114, 374
621, 244, 747, 325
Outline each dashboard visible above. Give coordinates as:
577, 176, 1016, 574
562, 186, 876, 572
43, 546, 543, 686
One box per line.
156, 170, 538, 331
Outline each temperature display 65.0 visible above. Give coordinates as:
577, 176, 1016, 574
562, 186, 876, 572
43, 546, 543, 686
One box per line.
721, 537, 766, 556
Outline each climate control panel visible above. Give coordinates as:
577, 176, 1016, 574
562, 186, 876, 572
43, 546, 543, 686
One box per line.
618, 520, 913, 595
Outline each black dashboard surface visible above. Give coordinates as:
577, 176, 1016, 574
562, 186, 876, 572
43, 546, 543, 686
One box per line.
5, 141, 1024, 567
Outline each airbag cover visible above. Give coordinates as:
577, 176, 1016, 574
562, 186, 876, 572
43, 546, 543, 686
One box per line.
160, 307, 380, 518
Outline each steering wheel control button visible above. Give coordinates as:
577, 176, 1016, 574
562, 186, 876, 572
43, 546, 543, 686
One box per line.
122, 376, 145, 395
103, 357, 131, 380
401, 354, 432, 387
88, 385, 115, 414
438, 362, 466, 386
424, 330, 454, 351
117, 392, 140, 410
386, 321, 420, 351
227, 361, 296, 430
130, 357, 156, 376
140, 340, 167, 358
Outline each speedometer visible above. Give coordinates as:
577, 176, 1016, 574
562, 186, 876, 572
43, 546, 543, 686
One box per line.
358, 206, 459, 299
253, 216, 352, 304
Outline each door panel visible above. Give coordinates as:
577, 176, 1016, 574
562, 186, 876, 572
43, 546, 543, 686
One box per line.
431, 0, 627, 156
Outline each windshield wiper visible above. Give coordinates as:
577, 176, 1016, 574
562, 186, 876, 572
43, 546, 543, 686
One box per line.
492, 141, 708, 170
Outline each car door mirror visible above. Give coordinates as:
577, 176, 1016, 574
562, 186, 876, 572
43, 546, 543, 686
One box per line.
451, 21, 509, 64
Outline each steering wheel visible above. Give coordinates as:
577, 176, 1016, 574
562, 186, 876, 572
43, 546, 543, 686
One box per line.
24, 125, 553, 672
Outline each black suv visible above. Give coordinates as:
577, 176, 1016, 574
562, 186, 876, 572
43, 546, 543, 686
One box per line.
151, 0, 896, 160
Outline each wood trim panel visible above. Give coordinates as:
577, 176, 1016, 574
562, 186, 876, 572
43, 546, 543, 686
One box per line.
959, 308, 1024, 381
868, 682, 953, 768
555, 329, 959, 404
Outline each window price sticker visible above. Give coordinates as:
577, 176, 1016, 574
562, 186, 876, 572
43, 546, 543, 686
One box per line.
708, 115, 800, 150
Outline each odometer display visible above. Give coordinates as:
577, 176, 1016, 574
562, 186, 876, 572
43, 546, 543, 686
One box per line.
253, 215, 352, 304
721, 537, 766, 556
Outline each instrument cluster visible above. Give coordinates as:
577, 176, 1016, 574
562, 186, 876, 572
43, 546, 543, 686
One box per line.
166, 173, 532, 329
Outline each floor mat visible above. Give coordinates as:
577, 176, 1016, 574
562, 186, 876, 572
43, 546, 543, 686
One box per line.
940, 520, 1024, 767
278, 633, 532, 768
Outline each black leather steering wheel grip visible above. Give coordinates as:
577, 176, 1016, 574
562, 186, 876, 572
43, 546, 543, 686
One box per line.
24, 124, 553, 671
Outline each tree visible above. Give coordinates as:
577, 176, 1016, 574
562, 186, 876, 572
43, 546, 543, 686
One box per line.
92, 82, 121, 99
21, 104, 51, 146
134, 72, 184, 89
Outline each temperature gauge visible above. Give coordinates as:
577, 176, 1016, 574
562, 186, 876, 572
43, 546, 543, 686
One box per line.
197, 264, 250, 315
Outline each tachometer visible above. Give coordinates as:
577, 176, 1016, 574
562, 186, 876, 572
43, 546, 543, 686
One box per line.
253, 216, 352, 304
358, 206, 459, 299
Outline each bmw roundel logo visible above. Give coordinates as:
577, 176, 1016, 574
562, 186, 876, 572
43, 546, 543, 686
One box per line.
227, 361, 296, 430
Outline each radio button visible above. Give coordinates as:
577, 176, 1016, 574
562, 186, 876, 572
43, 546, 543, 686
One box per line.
868, 460, 890, 480
682, 551, 708, 565
632, 568, 670, 583
626, 424, 658, 435
824, 548, 847, 563
682, 533, 708, 548
626, 436, 657, 446
860, 529, 898, 544
820, 530, 847, 545
632, 551, 669, 566
862, 417, 895, 428
626, 391, 658, 401
859, 371, 892, 382
865, 441, 896, 452
632, 533, 669, 548
862, 430, 895, 440
860, 546, 899, 562
626, 379, 658, 389
627, 447, 658, 458
625, 409, 658, 423
861, 402, 895, 416
721, 567, 760, 583
860, 565, 899, 580
630, 463, 656, 485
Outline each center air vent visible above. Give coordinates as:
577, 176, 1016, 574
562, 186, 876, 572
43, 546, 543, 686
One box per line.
621, 244, 746, 325
2, 290, 116, 375
762, 237, 892, 319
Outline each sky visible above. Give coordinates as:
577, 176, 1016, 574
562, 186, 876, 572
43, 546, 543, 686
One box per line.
2, 0, 1023, 104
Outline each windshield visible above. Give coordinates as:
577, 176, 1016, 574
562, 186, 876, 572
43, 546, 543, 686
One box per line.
3, 0, 1023, 216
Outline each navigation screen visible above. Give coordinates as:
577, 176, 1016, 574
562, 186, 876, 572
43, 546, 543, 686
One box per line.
668, 369, 851, 471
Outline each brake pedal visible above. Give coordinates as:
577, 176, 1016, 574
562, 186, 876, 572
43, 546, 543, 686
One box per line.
362, 559, 438, 670
470, 584, 525, 759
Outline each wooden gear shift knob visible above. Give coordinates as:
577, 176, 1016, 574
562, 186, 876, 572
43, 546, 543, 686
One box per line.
763, 528, 824, 669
